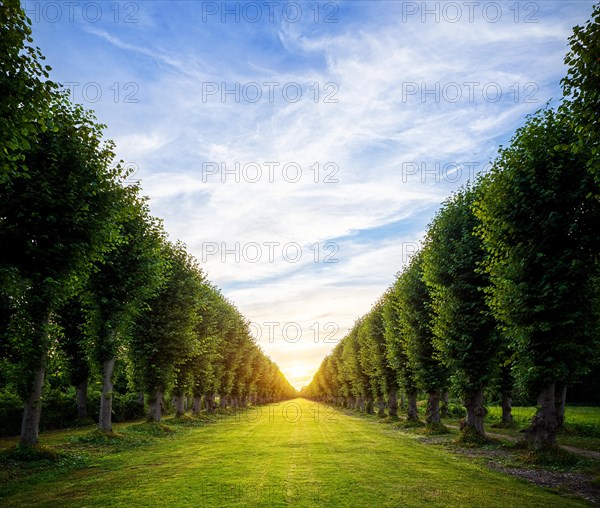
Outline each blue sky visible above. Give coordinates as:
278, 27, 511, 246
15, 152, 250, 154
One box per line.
24, 0, 597, 389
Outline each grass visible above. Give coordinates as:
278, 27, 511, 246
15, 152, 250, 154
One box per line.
442, 405, 600, 452
0, 399, 592, 507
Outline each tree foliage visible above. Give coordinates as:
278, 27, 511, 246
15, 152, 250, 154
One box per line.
0, 4, 295, 441
474, 108, 600, 448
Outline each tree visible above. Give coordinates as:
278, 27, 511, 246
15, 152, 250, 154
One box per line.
0, 1, 57, 182
231, 332, 257, 408
560, 3, 600, 183
358, 301, 399, 417
357, 314, 383, 415
422, 187, 500, 441
474, 109, 600, 449
494, 345, 515, 426
383, 284, 420, 422
56, 295, 90, 420
130, 242, 204, 422
396, 251, 448, 428
0, 95, 125, 446
86, 191, 167, 431
341, 322, 371, 412
330, 343, 352, 407
190, 284, 228, 414
214, 304, 248, 408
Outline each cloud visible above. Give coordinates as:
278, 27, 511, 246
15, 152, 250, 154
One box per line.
31, 1, 597, 389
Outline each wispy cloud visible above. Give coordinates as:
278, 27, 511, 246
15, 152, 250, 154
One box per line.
30, 0, 597, 389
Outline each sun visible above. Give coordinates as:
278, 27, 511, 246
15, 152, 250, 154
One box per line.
283, 363, 313, 391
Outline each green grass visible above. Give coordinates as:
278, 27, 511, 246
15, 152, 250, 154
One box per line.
0, 399, 592, 507
487, 406, 600, 429
439, 405, 600, 452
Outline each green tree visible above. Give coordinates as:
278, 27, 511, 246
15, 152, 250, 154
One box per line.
474, 109, 600, 449
0, 1, 56, 182
214, 304, 247, 408
358, 301, 399, 417
560, 3, 600, 182
341, 323, 371, 412
86, 191, 167, 431
357, 315, 381, 415
422, 187, 499, 441
396, 251, 448, 428
190, 284, 228, 414
55, 295, 90, 420
383, 283, 419, 422
130, 243, 204, 422
0, 96, 124, 446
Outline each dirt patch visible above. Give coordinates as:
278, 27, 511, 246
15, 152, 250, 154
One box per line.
488, 463, 600, 505
445, 441, 600, 505
446, 424, 600, 460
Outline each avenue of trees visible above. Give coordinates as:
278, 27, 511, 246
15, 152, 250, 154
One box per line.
0, 2, 295, 446
303, 4, 600, 452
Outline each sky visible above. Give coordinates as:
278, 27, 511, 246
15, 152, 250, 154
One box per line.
24, 0, 597, 390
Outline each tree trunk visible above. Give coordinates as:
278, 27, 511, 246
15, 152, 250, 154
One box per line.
365, 397, 374, 414
148, 389, 163, 422
501, 392, 513, 424
99, 357, 116, 432
524, 382, 558, 450
20, 360, 46, 446
440, 390, 449, 418
462, 389, 487, 440
556, 385, 567, 429
426, 391, 441, 425
357, 397, 365, 412
388, 389, 398, 418
407, 390, 419, 421
377, 395, 386, 417
205, 393, 216, 414
76, 378, 88, 420
174, 393, 185, 417
192, 395, 201, 415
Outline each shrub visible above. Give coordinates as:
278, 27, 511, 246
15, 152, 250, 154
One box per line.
446, 403, 466, 418
0, 390, 23, 437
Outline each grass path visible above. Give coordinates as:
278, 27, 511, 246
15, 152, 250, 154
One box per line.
0, 398, 589, 507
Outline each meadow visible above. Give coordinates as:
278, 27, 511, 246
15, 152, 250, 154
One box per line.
1, 399, 598, 507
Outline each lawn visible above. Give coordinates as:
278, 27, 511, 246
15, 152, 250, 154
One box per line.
438, 405, 600, 452
0, 399, 592, 507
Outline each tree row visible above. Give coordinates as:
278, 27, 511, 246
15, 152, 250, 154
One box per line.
303, 4, 600, 451
0, 3, 295, 447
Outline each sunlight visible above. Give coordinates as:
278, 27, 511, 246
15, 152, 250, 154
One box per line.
282, 363, 314, 391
